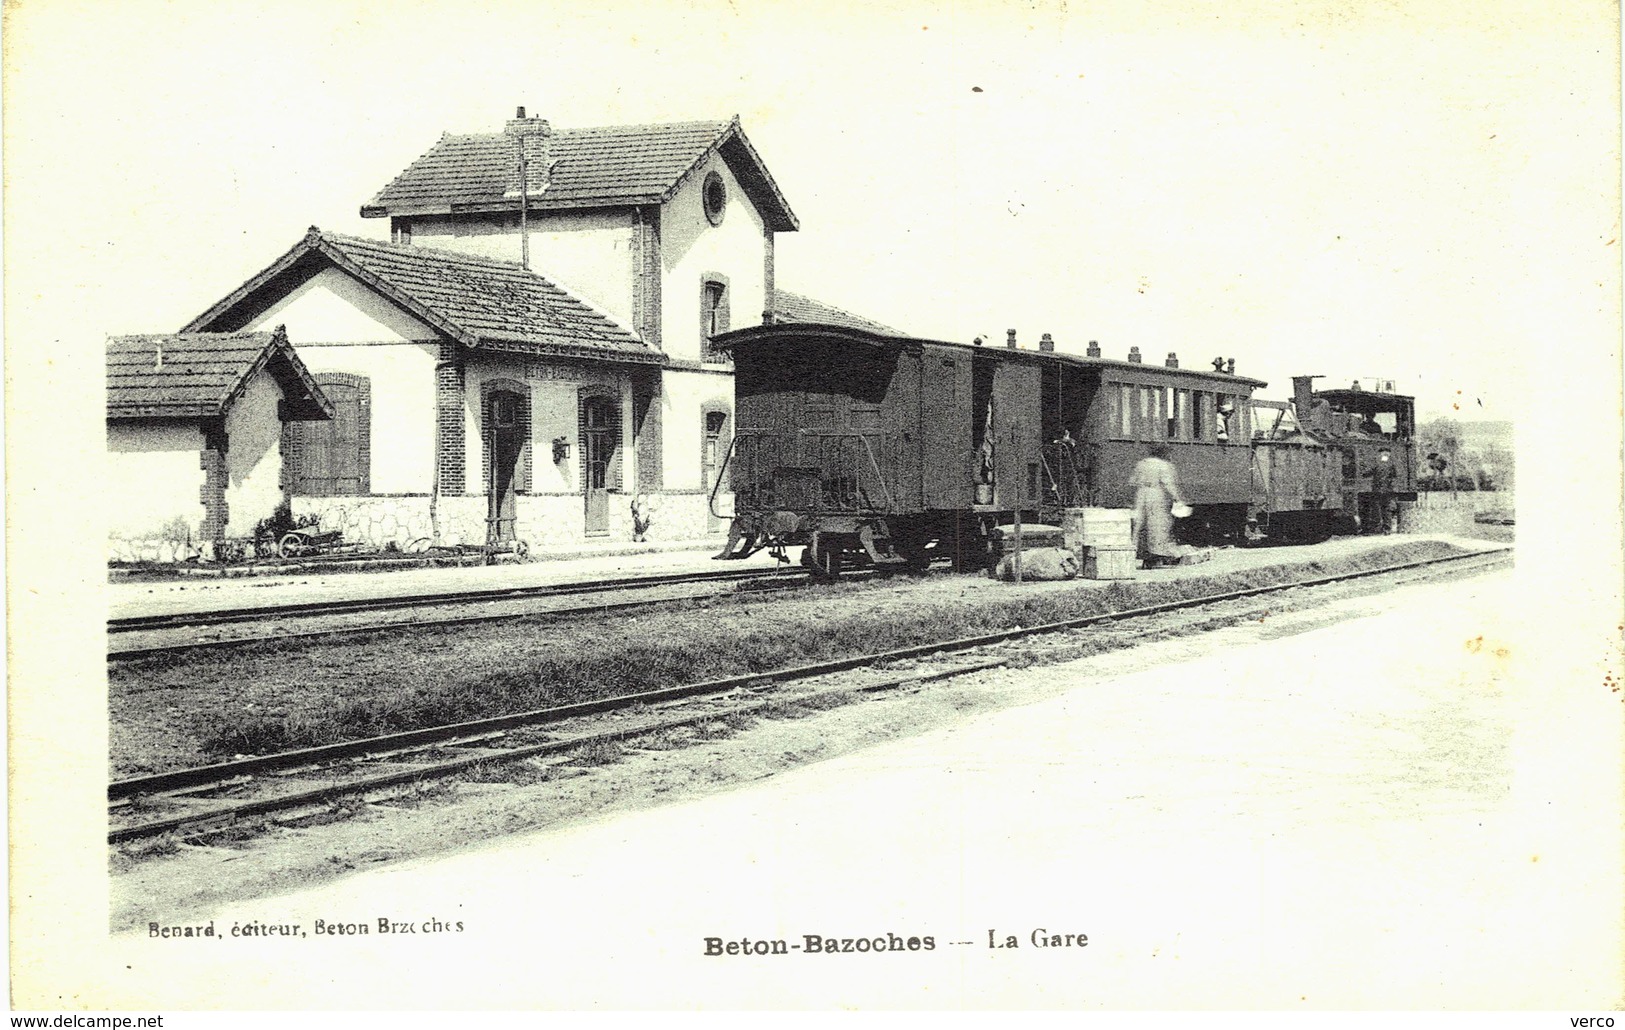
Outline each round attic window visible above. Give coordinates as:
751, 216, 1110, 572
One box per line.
702, 171, 727, 226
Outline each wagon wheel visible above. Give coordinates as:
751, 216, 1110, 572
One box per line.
802, 538, 843, 581
893, 531, 934, 574
278, 532, 308, 559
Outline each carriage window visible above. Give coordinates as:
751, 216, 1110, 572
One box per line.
1118, 384, 1133, 438
1193, 392, 1208, 442
1138, 387, 1153, 440
1171, 389, 1189, 440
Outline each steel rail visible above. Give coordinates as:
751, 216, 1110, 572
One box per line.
107, 566, 798, 633
111, 545, 1510, 813
105, 570, 839, 663
107, 657, 1011, 845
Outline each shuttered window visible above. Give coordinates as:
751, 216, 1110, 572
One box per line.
284, 374, 370, 497
701, 275, 731, 363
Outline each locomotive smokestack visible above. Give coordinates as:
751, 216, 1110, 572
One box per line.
1292, 375, 1317, 421
1006, 329, 1018, 349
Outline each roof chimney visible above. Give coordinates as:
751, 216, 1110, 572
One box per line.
1039, 332, 1055, 353
1086, 339, 1101, 358
505, 108, 552, 138
505, 108, 554, 198
1006, 329, 1018, 349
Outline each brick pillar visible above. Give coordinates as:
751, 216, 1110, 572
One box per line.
436, 341, 466, 494
199, 422, 229, 543
632, 206, 662, 348
633, 368, 663, 492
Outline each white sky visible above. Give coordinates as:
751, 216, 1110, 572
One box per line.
3, 0, 1619, 421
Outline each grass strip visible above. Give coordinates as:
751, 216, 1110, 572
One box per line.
178, 541, 1466, 761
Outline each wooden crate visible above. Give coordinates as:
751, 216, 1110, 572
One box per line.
1062, 507, 1134, 552
1084, 545, 1137, 580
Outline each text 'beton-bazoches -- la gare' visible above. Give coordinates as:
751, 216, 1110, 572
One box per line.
704, 928, 1090, 955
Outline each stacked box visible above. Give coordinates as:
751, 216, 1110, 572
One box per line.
1084, 545, 1137, 580
1062, 508, 1134, 556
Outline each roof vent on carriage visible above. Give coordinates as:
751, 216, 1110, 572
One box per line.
1006, 329, 1018, 349
1086, 340, 1101, 357
1040, 333, 1055, 353
1127, 346, 1142, 363
1165, 352, 1178, 368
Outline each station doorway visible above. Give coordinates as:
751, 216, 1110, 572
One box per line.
582, 396, 617, 536
487, 390, 522, 544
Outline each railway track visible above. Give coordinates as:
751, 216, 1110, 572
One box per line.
107, 564, 825, 662
109, 545, 1511, 847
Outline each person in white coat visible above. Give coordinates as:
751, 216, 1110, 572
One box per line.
1132, 443, 1189, 568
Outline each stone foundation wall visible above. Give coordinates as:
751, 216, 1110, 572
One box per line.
293, 496, 437, 550
108, 533, 203, 564
291, 489, 734, 551
642, 492, 730, 541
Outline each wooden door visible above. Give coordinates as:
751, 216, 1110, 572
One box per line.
583, 397, 615, 535
921, 349, 971, 509
702, 410, 729, 533
487, 391, 520, 543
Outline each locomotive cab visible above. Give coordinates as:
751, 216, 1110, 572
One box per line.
1296, 378, 1419, 534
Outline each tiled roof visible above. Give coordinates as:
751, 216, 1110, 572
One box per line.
184, 229, 664, 365
107, 327, 333, 421
363, 116, 799, 232
772, 290, 902, 335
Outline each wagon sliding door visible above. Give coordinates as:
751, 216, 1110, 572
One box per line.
921, 349, 972, 509
992, 361, 1042, 509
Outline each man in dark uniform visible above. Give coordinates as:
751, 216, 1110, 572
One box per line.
1365, 449, 1397, 534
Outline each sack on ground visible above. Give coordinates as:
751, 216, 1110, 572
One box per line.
994, 547, 1079, 581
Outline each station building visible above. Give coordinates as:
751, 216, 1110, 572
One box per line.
106, 327, 333, 561
182, 111, 883, 552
